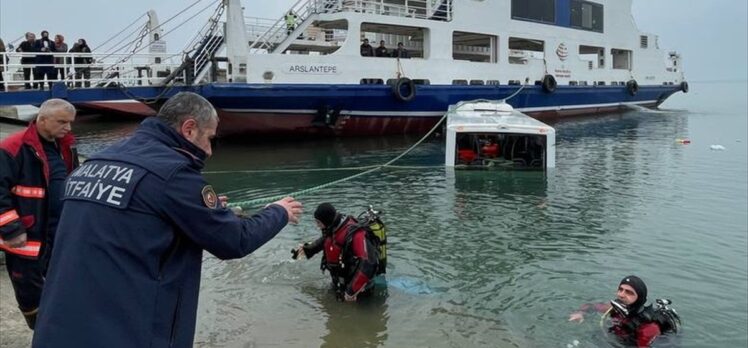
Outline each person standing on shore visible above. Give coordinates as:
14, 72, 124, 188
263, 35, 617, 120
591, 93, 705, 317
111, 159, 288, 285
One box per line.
0, 99, 78, 329
32, 92, 303, 348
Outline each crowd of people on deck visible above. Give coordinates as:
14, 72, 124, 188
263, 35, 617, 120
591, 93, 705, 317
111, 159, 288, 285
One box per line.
0, 31, 92, 91
360, 38, 410, 58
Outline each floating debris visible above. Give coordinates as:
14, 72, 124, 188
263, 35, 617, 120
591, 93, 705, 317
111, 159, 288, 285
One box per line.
710, 145, 726, 151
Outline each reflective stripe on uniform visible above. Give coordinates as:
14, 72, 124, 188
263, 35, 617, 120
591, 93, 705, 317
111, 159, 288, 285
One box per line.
11, 185, 46, 199
0, 240, 41, 257
0, 210, 20, 227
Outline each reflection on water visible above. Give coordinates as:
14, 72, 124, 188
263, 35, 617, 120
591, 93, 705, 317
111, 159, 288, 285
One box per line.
72, 82, 747, 348
316, 287, 389, 348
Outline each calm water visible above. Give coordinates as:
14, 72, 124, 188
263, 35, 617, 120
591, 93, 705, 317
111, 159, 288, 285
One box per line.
71, 82, 748, 348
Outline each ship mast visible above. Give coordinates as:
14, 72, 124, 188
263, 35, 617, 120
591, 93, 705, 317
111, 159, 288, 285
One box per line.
224, 0, 248, 82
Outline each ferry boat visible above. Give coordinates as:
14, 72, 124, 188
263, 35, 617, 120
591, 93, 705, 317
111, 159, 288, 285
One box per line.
0, 0, 688, 137
445, 99, 555, 169
206, 0, 688, 136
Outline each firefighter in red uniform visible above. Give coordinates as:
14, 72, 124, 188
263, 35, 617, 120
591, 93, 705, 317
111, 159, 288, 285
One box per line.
0, 98, 78, 329
294, 203, 379, 302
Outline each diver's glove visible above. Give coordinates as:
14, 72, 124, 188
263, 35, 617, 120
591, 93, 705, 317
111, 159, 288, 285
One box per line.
291, 245, 304, 260
291, 243, 313, 260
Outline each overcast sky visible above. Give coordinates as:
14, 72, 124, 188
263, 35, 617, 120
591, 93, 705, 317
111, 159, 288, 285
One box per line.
1, 0, 746, 81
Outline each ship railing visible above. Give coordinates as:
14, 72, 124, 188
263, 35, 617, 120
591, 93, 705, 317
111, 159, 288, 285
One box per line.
245, 17, 278, 40
245, 15, 340, 48
248, 0, 317, 52
177, 1, 226, 84
0, 51, 183, 91
312, 0, 453, 21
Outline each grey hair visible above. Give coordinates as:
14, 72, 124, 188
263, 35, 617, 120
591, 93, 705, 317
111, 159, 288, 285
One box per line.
157, 92, 217, 130
37, 99, 76, 120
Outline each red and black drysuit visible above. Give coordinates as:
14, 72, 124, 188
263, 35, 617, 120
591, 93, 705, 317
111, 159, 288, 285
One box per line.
302, 215, 379, 298
609, 306, 662, 347
0, 122, 77, 328
576, 302, 662, 347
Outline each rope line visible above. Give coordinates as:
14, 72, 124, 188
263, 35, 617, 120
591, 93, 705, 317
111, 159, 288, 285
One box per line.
226, 114, 448, 209
224, 83, 529, 209
204, 164, 444, 175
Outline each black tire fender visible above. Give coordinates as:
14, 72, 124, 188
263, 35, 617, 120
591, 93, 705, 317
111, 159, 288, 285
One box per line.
626, 79, 639, 96
680, 81, 689, 93
541, 74, 557, 93
392, 77, 416, 102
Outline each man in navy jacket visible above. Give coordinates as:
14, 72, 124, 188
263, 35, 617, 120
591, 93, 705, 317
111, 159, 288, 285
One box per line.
32, 92, 303, 347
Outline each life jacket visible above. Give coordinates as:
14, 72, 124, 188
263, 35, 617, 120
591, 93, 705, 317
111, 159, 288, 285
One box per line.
322, 216, 357, 274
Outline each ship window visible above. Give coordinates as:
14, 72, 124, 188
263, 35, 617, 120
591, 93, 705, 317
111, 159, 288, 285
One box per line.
453, 31, 498, 63
595, 81, 605, 86
579, 81, 588, 86
579, 45, 605, 69
413, 79, 431, 85
360, 78, 384, 85
640, 36, 649, 49
511, 0, 555, 24
508, 80, 521, 85
487, 80, 500, 85
469, 80, 485, 85
508, 37, 545, 64
361, 23, 427, 59
569, 81, 578, 86
611, 48, 632, 70
570, 0, 603, 33
452, 80, 468, 85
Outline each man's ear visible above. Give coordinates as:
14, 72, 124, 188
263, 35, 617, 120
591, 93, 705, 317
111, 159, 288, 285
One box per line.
180, 118, 198, 139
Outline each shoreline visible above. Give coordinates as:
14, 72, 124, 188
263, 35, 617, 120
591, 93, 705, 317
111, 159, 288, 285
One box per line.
0, 263, 33, 347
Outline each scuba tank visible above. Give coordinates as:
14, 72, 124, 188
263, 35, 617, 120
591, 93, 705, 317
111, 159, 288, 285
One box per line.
354, 205, 387, 274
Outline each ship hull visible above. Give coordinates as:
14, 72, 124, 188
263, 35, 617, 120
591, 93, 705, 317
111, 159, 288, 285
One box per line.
201, 83, 682, 137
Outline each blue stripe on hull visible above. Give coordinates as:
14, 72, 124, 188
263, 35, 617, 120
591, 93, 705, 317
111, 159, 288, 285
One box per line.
204, 83, 680, 112
203, 83, 682, 136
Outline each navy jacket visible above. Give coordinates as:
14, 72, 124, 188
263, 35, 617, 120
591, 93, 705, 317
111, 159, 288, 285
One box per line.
33, 118, 289, 348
